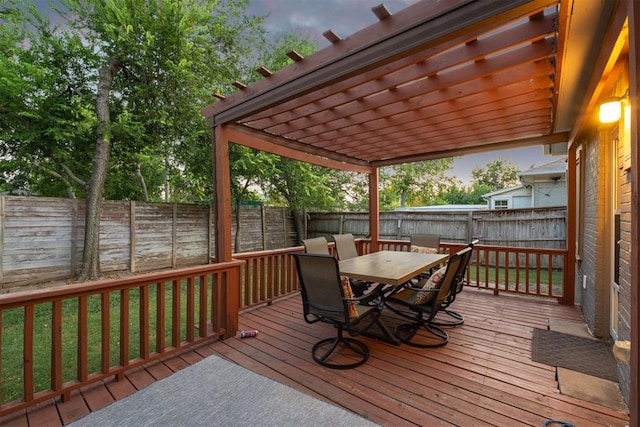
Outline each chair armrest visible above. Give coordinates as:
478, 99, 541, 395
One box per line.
345, 294, 376, 303
402, 277, 432, 292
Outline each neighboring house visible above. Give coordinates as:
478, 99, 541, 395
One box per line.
483, 158, 567, 209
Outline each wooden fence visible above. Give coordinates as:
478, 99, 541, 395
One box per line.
308, 207, 567, 249
0, 197, 296, 289
0, 196, 566, 290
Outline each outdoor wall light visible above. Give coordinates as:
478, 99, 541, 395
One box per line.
599, 89, 630, 123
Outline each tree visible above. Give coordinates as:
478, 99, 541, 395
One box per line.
261, 157, 350, 241
470, 158, 520, 192
228, 144, 274, 251
379, 159, 454, 210
1, 3, 98, 199
438, 180, 491, 205
2, 0, 266, 279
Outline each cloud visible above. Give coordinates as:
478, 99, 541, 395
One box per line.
246, 0, 421, 47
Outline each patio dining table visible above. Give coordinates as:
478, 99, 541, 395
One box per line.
338, 250, 448, 345
338, 250, 447, 287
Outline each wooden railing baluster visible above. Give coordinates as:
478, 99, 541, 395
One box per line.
51, 300, 63, 394
24, 305, 34, 403
156, 282, 165, 353
101, 292, 110, 374
120, 288, 130, 374
140, 285, 149, 359
199, 275, 208, 338
78, 296, 88, 382
186, 277, 195, 343
172, 279, 181, 348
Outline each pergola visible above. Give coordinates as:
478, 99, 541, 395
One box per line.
202, 0, 638, 423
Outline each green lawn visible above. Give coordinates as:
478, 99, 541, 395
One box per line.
467, 265, 564, 296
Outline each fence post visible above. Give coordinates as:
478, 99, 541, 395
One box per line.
172, 204, 178, 268
130, 201, 136, 273
208, 205, 214, 262
70, 199, 78, 277
261, 205, 267, 250
283, 208, 287, 247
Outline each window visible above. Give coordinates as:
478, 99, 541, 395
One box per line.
493, 199, 509, 209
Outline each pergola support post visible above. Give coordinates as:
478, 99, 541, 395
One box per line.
213, 124, 239, 339
369, 169, 379, 252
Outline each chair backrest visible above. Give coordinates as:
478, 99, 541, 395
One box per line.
429, 247, 471, 309
302, 237, 330, 254
410, 234, 440, 251
454, 239, 478, 291
332, 233, 359, 260
293, 253, 346, 323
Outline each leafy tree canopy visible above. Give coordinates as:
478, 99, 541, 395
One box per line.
1, 0, 266, 202
379, 158, 454, 210
470, 158, 520, 192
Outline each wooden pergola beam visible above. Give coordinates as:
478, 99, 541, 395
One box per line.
204, 0, 554, 127
371, 132, 570, 167
225, 124, 375, 173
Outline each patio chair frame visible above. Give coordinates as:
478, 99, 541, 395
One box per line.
384, 247, 470, 348
293, 252, 384, 369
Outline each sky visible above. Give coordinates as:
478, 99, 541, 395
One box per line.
33, 0, 560, 184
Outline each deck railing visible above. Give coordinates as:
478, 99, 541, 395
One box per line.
0, 240, 566, 417
359, 239, 567, 299
232, 247, 305, 310
0, 260, 243, 417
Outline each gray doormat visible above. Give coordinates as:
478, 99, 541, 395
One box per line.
531, 328, 618, 382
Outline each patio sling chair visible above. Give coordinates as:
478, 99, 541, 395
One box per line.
332, 233, 372, 297
432, 239, 478, 327
384, 246, 471, 348
293, 252, 384, 369
302, 235, 375, 299
302, 236, 330, 254
409, 234, 442, 280
410, 234, 441, 253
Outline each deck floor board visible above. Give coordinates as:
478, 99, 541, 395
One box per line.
0, 288, 629, 426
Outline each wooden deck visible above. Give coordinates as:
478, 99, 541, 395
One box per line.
0, 288, 629, 426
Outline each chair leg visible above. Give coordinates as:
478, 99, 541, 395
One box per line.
311, 327, 369, 369
394, 321, 449, 348
431, 308, 464, 327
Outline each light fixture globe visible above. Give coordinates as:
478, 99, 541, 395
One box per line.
599, 98, 622, 123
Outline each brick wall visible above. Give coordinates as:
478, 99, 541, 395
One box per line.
575, 114, 633, 407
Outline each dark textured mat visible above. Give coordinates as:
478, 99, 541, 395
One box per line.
531, 328, 618, 382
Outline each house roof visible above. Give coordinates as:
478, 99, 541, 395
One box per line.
202, 0, 622, 170
519, 157, 567, 183
519, 157, 567, 176
395, 204, 487, 212
482, 183, 526, 198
